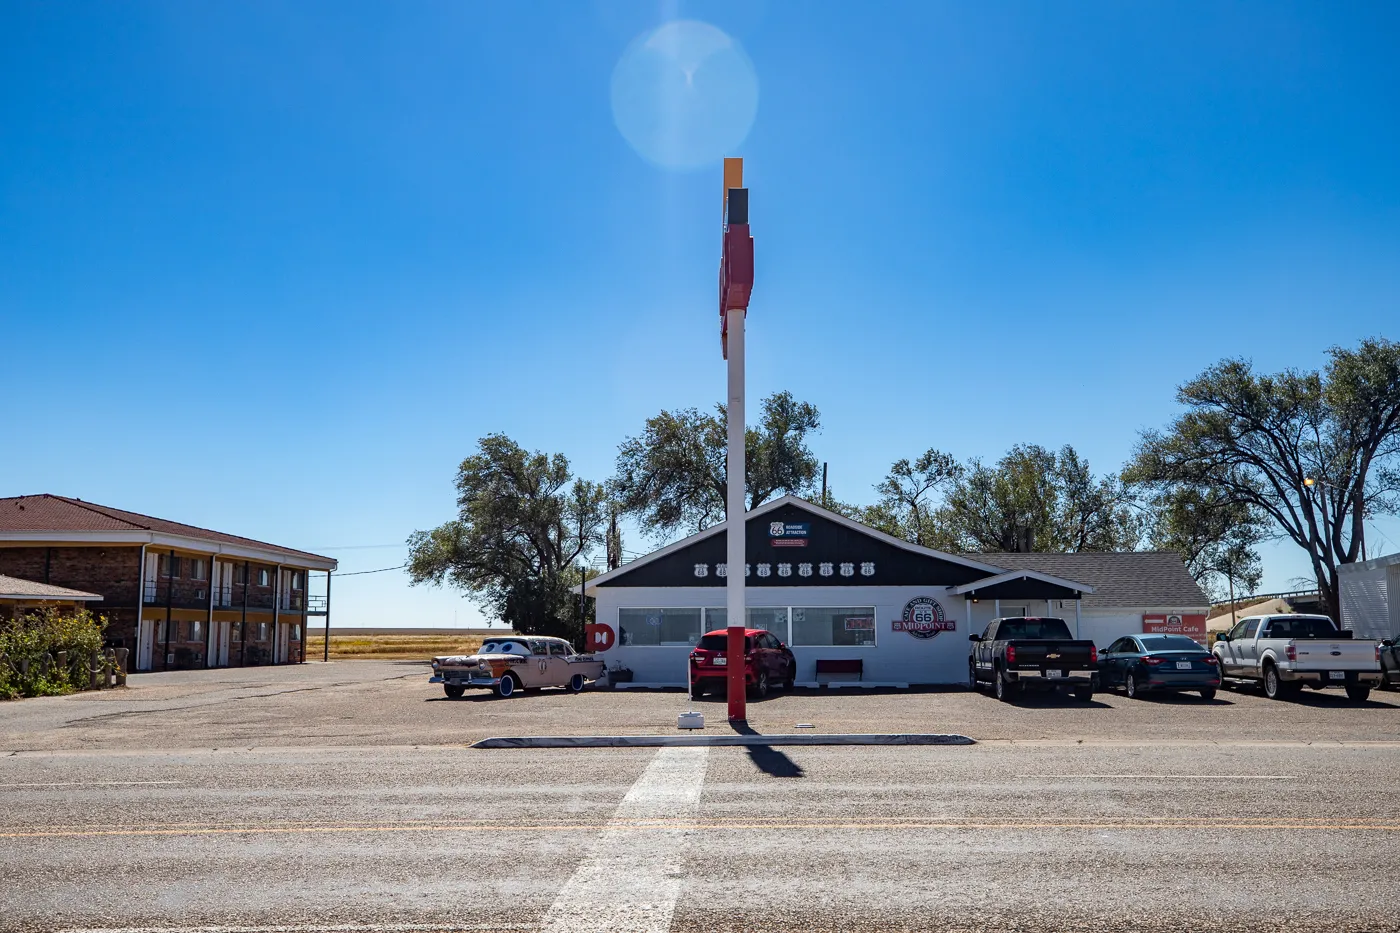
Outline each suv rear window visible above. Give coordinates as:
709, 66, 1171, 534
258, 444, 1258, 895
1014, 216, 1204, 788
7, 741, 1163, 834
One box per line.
997, 619, 1073, 640
699, 634, 751, 651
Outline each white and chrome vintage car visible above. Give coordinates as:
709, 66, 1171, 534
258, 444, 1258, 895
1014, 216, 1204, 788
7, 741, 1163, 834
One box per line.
430, 635, 604, 699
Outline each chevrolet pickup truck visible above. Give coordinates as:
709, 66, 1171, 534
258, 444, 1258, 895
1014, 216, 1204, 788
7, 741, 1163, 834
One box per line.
969, 616, 1098, 702
1213, 614, 1384, 702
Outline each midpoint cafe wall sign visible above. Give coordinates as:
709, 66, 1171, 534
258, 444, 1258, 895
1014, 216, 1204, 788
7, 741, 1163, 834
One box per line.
892, 596, 957, 639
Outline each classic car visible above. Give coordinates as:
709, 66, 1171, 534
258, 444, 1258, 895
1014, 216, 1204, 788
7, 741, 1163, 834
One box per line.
430, 635, 604, 698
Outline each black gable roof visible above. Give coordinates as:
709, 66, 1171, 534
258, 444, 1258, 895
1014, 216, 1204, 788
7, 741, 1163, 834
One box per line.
596, 501, 994, 588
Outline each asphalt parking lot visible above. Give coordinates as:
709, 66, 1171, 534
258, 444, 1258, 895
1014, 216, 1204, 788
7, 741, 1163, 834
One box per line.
3, 662, 1400, 933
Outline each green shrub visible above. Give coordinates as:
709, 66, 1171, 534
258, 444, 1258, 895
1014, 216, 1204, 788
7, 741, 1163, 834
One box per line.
0, 607, 108, 700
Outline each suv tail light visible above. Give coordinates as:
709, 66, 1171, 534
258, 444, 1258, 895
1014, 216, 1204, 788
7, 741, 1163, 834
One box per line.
1006, 645, 1017, 664
1286, 645, 1298, 662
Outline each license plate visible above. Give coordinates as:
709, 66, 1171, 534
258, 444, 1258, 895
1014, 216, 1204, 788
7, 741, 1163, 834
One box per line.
1045, 670, 1062, 679
712, 657, 726, 666
1329, 670, 1345, 680
1176, 661, 1192, 670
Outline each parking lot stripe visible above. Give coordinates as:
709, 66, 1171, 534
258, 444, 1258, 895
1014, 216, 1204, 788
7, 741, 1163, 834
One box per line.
537, 746, 709, 933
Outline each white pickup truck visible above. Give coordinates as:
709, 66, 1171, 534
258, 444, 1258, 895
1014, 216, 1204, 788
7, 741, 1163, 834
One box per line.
1213, 613, 1384, 702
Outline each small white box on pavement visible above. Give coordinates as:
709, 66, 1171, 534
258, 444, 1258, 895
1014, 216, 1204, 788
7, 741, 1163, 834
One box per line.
677, 711, 705, 730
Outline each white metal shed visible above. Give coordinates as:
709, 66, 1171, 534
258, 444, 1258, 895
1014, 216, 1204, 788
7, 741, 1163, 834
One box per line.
1339, 552, 1400, 641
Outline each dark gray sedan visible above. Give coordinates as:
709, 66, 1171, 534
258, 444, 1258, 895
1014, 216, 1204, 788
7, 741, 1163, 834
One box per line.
1099, 634, 1222, 700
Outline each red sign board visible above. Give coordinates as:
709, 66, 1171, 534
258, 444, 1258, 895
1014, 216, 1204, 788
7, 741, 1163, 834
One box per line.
584, 623, 616, 652
1142, 614, 1207, 639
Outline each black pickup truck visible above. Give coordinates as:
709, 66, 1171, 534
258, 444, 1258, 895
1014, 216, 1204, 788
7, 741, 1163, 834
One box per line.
969, 616, 1098, 702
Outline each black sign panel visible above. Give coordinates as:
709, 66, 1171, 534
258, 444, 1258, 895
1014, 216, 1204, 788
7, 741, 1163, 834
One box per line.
597, 503, 995, 588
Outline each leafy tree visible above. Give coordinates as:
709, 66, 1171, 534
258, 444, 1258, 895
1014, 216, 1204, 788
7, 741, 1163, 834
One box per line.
612, 390, 821, 540
407, 434, 606, 641
867, 448, 963, 547
936, 444, 1142, 553
1143, 486, 1265, 602
1125, 338, 1400, 619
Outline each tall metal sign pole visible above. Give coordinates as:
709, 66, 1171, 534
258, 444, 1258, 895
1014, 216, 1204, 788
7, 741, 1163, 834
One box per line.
720, 157, 754, 722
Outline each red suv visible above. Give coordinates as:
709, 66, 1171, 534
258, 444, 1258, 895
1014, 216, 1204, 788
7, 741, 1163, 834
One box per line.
690, 628, 796, 699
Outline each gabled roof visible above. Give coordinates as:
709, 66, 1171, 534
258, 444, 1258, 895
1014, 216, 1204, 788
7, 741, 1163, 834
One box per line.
0, 495, 335, 570
971, 551, 1208, 609
0, 574, 103, 602
949, 568, 1096, 597
579, 495, 1006, 595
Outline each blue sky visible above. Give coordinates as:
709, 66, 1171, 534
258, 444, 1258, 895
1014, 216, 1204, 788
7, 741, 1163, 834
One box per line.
2, 0, 1397, 627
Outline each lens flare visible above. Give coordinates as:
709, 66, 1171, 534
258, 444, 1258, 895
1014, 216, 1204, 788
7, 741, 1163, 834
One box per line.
611, 20, 759, 171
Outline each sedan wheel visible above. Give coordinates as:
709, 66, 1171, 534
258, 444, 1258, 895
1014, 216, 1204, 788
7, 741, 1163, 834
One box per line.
496, 674, 517, 699
749, 670, 769, 700
783, 662, 796, 691
1125, 671, 1141, 699
569, 673, 585, 693
443, 684, 465, 699
1199, 688, 1217, 701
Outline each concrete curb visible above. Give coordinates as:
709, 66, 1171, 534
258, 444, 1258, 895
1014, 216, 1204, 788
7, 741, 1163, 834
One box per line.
471, 733, 976, 749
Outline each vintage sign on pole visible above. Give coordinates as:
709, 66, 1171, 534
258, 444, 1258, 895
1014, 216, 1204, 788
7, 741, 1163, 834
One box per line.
720, 156, 755, 721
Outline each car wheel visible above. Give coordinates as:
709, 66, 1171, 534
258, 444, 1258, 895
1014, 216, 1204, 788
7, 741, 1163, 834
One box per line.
1263, 663, 1282, 700
1345, 684, 1371, 703
495, 674, 518, 699
443, 684, 465, 699
969, 662, 980, 692
569, 673, 585, 693
1125, 670, 1142, 699
1072, 685, 1093, 702
783, 662, 795, 691
994, 668, 1015, 702
1199, 688, 1217, 701
749, 670, 769, 700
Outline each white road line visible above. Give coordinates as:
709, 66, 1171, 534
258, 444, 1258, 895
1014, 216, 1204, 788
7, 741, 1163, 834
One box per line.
539, 746, 710, 933
3, 781, 182, 788
1018, 774, 1297, 780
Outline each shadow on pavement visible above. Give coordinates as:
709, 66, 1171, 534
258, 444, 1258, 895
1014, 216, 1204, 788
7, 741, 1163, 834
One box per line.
728, 720, 805, 778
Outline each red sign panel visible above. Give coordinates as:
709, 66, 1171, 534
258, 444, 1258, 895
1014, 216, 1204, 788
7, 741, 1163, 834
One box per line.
1142, 614, 1207, 639
584, 623, 616, 652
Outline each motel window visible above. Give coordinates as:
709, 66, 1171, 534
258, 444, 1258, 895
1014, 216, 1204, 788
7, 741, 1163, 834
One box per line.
292, 625, 301, 642
234, 565, 247, 585
618, 608, 702, 647
791, 607, 877, 647
291, 571, 303, 591
704, 607, 790, 643
189, 559, 207, 581
258, 622, 268, 641
257, 569, 270, 587
160, 555, 181, 578
191, 620, 202, 642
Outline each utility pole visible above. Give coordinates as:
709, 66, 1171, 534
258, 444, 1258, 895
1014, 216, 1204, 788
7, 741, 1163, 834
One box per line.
821, 462, 828, 507
720, 157, 755, 722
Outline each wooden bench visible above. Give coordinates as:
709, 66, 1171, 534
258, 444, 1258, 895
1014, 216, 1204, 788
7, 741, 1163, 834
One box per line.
815, 658, 863, 686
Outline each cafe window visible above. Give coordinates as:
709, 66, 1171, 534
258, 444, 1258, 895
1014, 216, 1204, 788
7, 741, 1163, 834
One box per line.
1001, 605, 1027, 619
791, 606, 877, 647
618, 608, 702, 647
704, 607, 790, 643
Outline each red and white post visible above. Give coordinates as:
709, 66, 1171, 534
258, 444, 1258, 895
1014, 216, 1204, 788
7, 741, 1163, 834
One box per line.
719, 158, 754, 722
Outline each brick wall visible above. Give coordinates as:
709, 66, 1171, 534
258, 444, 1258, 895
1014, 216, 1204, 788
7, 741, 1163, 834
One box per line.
0, 545, 143, 606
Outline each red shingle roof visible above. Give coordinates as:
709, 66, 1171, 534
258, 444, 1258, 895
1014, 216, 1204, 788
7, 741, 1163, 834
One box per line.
0, 495, 332, 565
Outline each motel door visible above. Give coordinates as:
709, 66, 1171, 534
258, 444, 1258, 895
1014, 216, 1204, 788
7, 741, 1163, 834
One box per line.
275, 623, 290, 663
136, 620, 154, 672
211, 621, 231, 667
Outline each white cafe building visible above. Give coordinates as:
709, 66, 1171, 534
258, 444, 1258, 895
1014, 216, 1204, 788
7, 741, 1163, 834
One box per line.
581, 496, 1210, 687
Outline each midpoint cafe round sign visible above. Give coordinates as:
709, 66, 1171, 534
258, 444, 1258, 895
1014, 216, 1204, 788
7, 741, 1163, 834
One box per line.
892, 596, 956, 640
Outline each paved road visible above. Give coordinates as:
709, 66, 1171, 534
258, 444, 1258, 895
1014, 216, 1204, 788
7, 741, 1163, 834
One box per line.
3, 663, 1399, 932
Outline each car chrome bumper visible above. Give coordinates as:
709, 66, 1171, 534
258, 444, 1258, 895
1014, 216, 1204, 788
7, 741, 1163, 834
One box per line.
430, 673, 500, 687
1280, 669, 1383, 686
1008, 670, 1096, 684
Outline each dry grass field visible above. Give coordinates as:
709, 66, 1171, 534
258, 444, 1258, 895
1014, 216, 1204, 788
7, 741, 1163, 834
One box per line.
302, 628, 506, 660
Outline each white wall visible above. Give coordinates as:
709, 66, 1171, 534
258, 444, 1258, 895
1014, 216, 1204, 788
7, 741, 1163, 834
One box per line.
1340, 561, 1394, 640
594, 586, 1208, 685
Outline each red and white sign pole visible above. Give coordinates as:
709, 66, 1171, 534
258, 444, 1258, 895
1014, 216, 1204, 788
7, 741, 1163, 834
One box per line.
720, 157, 754, 722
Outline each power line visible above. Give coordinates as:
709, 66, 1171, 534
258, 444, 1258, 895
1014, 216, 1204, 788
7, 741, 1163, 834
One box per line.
311, 543, 404, 551
332, 564, 407, 577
